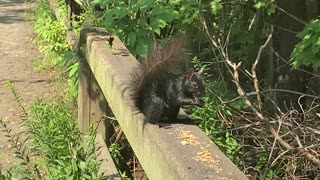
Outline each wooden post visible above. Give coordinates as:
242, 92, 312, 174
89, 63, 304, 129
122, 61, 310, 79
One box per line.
78, 61, 91, 133
78, 60, 110, 141
88, 70, 108, 141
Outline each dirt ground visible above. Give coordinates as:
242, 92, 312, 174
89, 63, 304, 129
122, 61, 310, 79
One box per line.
0, 0, 51, 171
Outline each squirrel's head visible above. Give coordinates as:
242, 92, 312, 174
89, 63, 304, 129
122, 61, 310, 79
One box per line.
182, 68, 205, 98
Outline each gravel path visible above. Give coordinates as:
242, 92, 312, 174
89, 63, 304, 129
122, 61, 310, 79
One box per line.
0, 0, 51, 170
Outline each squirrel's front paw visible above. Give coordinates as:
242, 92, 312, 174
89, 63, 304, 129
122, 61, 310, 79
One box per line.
194, 98, 204, 107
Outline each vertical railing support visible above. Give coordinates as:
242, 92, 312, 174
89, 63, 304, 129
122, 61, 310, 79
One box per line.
78, 60, 110, 141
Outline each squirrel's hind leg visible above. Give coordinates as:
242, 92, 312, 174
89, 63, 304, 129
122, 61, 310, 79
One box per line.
143, 97, 166, 124
166, 106, 180, 122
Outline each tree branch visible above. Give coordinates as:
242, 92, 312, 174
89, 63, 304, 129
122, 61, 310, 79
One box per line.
252, 34, 272, 111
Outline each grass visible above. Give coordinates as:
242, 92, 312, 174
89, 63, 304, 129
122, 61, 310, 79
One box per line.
0, 82, 103, 179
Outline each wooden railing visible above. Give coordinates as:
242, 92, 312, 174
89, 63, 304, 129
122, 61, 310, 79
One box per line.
49, 0, 248, 179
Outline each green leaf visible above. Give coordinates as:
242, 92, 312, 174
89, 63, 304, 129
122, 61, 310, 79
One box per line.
267, 7, 275, 15
139, 0, 154, 13
254, 2, 265, 8
316, 37, 320, 45
104, 12, 115, 28
210, 0, 222, 15
68, 62, 78, 78
135, 38, 152, 57
151, 5, 180, 21
150, 18, 167, 35
79, 161, 86, 170
115, 6, 129, 19
127, 32, 136, 46
312, 55, 320, 69
226, 109, 232, 116
303, 34, 311, 40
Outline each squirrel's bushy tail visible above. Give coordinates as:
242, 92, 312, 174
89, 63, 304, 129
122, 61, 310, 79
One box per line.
130, 39, 185, 110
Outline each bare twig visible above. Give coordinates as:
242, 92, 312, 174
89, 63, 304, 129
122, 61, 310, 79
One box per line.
263, 115, 283, 179
226, 89, 320, 103
115, 129, 123, 144
101, 115, 117, 121
276, 6, 307, 25
251, 34, 272, 111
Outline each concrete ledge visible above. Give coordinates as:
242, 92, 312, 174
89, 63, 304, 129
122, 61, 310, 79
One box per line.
79, 29, 248, 179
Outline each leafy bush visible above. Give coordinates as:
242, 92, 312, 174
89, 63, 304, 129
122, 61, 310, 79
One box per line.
291, 19, 320, 70
27, 100, 102, 179
29, 0, 79, 104
31, 0, 69, 54
91, 0, 202, 57
29, 0, 71, 73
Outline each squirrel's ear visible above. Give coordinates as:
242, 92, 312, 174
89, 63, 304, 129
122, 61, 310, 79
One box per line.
186, 68, 194, 80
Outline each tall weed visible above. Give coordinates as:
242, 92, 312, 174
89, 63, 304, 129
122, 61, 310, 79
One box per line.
27, 99, 102, 179
31, 0, 68, 54
0, 82, 103, 179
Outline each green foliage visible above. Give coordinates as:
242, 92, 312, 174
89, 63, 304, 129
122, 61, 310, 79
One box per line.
109, 143, 123, 165
0, 118, 42, 179
0, 165, 12, 179
91, 0, 201, 57
109, 141, 131, 179
70, 10, 104, 35
3, 81, 27, 117
26, 99, 102, 179
189, 84, 243, 166
1, 82, 102, 179
254, 0, 276, 15
29, 0, 70, 72
27, 100, 79, 159
119, 171, 130, 180
63, 51, 79, 104
291, 19, 320, 70
67, 61, 79, 97
210, 0, 223, 15
0, 81, 42, 179
29, 0, 79, 103
31, 0, 69, 54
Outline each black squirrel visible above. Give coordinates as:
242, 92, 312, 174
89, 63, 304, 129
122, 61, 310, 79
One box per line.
130, 39, 205, 124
